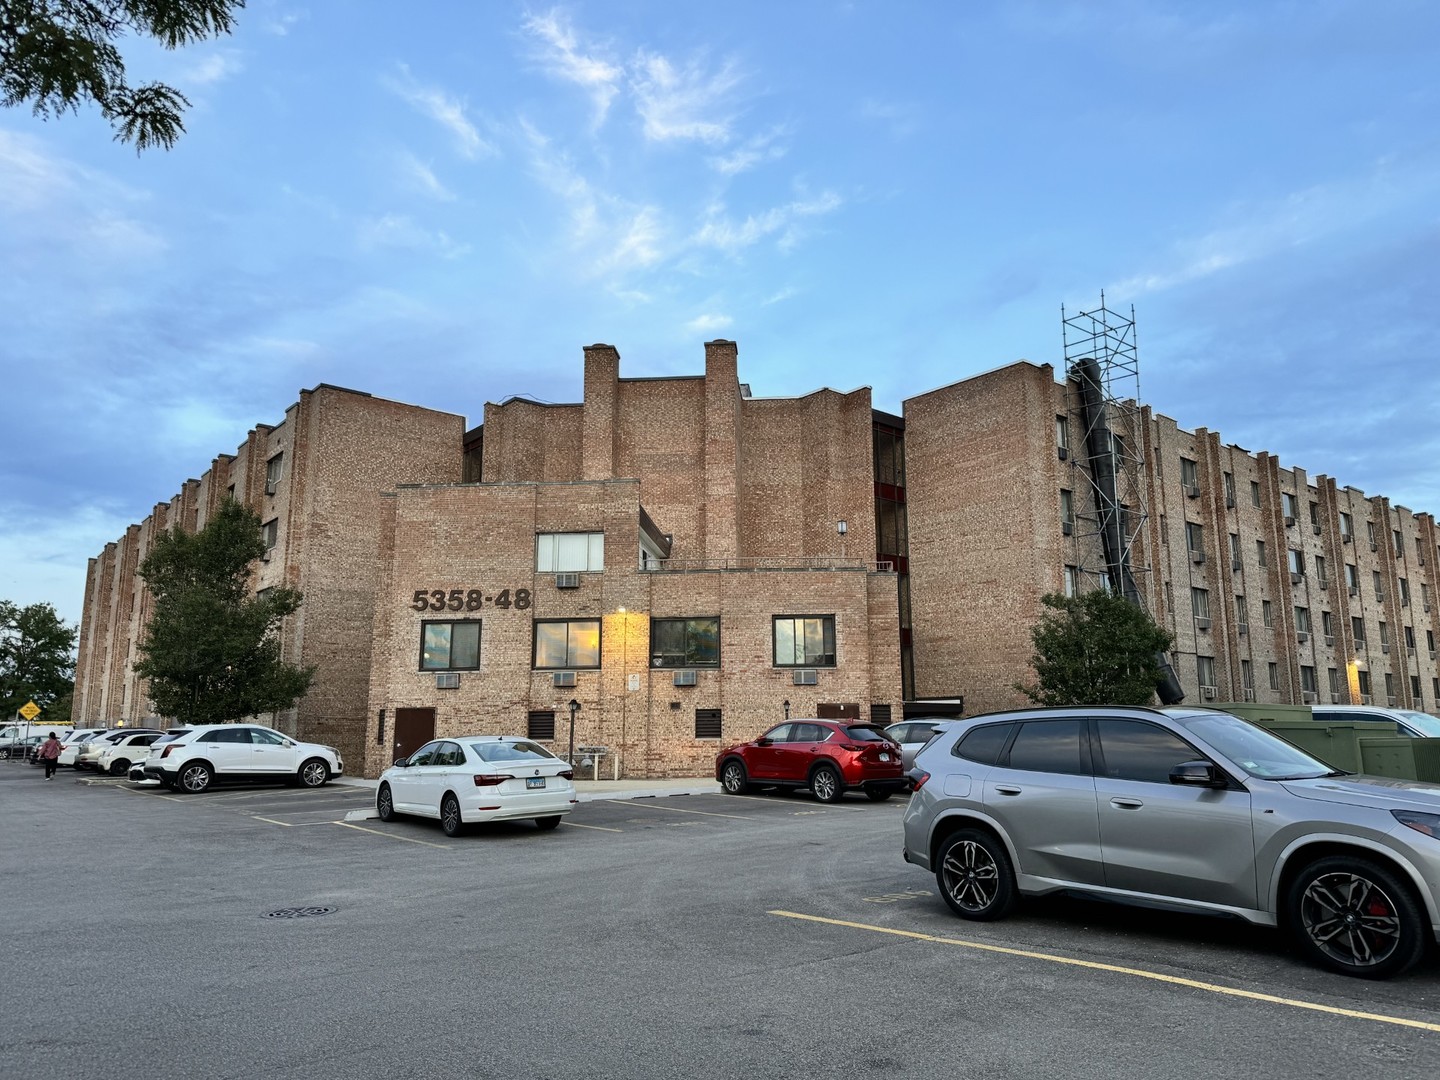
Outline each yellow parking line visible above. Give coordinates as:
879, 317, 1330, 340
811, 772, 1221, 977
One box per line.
627, 801, 749, 821
332, 820, 449, 849
768, 911, 1440, 1033
563, 821, 623, 833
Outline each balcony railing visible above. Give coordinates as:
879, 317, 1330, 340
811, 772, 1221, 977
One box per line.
648, 557, 894, 573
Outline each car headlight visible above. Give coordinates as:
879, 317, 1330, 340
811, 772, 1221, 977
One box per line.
1392, 810, 1440, 839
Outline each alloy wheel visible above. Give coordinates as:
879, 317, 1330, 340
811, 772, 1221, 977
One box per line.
1299, 871, 1402, 970
941, 840, 1000, 913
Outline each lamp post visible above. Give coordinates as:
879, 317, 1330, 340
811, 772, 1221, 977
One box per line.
567, 698, 581, 768
783, 699, 790, 720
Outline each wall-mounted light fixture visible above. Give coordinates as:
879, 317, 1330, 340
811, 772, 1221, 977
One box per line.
837, 520, 848, 536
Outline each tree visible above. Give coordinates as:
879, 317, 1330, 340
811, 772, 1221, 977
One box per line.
0, 600, 77, 719
1016, 590, 1176, 707
1, 1, 245, 151
135, 499, 313, 724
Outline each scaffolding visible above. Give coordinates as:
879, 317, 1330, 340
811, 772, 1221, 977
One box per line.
1060, 293, 1151, 600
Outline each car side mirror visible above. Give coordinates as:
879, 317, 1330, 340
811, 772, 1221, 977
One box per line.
393, 756, 409, 767
1170, 760, 1226, 788
755, 737, 772, 747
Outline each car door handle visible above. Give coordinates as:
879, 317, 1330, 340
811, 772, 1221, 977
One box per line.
994, 785, 1022, 795
1110, 797, 1144, 809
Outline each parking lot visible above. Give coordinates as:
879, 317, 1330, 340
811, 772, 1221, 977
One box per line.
4, 765, 1440, 1079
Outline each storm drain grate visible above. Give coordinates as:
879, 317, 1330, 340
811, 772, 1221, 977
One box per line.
262, 906, 337, 920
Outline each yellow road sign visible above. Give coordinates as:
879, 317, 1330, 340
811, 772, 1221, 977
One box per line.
19, 701, 41, 721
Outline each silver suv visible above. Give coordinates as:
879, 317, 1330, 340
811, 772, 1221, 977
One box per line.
902, 705, 1440, 979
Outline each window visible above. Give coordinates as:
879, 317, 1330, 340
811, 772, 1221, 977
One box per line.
1269, 662, 1280, 691
1223, 472, 1235, 504
1386, 672, 1395, 699
1241, 659, 1254, 690
1229, 533, 1241, 562
650, 617, 720, 668
1180, 457, 1199, 489
1235, 595, 1247, 626
1295, 606, 1311, 633
1321, 610, 1334, 637
695, 709, 723, 739
420, 620, 481, 671
1339, 511, 1352, 538
1412, 675, 1422, 706
1250, 480, 1262, 508
1185, 521, 1204, 553
1399, 578, 1411, 605
1063, 565, 1079, 598
265, 452, 283, 492
1373, 570, 1384, 599
1262, 600, 1273, 628
954, 723, 1014, 765
1095, 720, 1199, 783
876, 497, 907, 553
1288, 549, 1304, 575
1424, 583, 1431, 608
1160, 514, 1168, 544
1352, 616, 1366, 643
1345, 563, 1358, 589
1055, 415, 1070, 453
536, 532, 604, 573
526, 711, 556, 740
262, 518, 278, 550
1404, 625, 1416, 649
1315, 555, 1327, 588
1282, 492, 1298, 519
1358, 670, 1372, 697
1060, 489, 1074, 526
1394, 529, 1404, 554
1366, 520, 1377, 545
874, 427, 905, 487
1197, 655, 1216, 687
226, 483, 236, 501
1309, 501, 1320, 529
1006, 720, 1086, 775
533, 619, 601, 669
773, 616, 836, 667
1429, 629, 1436, 653
1191, 588, 1210, 619
1379, 622, 1390, 646
1300, 666, 1317, 694
1329, 668, 1341, 695
1256, 540, 1266, 567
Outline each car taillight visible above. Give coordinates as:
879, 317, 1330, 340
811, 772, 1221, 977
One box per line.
559, 770, 574, 780
840, 743, 865, 752
909, 770, 931, 792
473, 774, 514, 787
161, 744, 180, 758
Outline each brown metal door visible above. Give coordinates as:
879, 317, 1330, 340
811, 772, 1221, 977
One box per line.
816, 703, 861, 720
393, 708, 435, 762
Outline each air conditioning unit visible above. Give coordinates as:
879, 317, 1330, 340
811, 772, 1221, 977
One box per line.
1225, 495, 1236, 509
1348, 586, 1358, 597
555, 573, 581, 589
1331, 694, 1341, 704
1290, 573, 1303, 584
1185, 485, 1200, 499
1318, 580, 1329, 591
260, 550, 271, 562
1361, 694, 1372, 704
1302, 691, 1318, 704
1243, 688, 1256, 702
1407, 645, 1416, 655
1238, 624, 1248, 636
1231, 560, 1242, 572
1057, 446, 1069, 461
1297, 632, 1309, 643
1388, 696, 1398, 707
435, 673, 460, 689
1312, 524, 1322, 535
673, 670, 697, 687
792, 669, 819, 686
1342, 534, 1352, 544
552, 671, 577, 688
1195, 617, 1211, 631
1401, 595, 1410, 606
1369, 541, 1378, 552
1381, 643, 1391, 654
1430, 650, 1437, 660
1062, 521, 1073, 536
1425, 603, 1432, 612
1284, 516, 1295, 527
265, 480, 277, 496
1324, 636, 1334, 647
1201, 685, 1217, 700
1190, 550, 1206, 565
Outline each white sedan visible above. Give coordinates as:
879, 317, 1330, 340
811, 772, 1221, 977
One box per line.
377, 737, 577, 837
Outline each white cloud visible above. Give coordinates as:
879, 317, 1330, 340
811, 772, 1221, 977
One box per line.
262, 6, 307, 36
357, 214, 471, 259
691, 191, 842, 253
384, 65, 494, 159
397, 151, 457, 201
521, 8, 624, 125
711, 125, 790, 175
687, 313, 732, 332
181, 51, 245, 86
763, 286, 798, 306
631, 50, 743, 143
859, 98, 921, 139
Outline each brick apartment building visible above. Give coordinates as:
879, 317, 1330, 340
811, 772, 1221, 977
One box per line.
73, 342, 1440, 777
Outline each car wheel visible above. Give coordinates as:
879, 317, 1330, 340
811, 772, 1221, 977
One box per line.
440, 794, 463, 837
865, 787, 893, 802
298, 758, 330, 788
377, 783, 396, 822
108, 760, 130, 776
1285, 855, 1427, 979
937, 829, 1017, 921
535, 816, 562, 831
720, 759, 751, 795
176, 762, 213, 794
810, 764, 843, 803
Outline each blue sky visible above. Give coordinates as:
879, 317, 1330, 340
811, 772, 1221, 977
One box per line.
3, 1, 1438, 627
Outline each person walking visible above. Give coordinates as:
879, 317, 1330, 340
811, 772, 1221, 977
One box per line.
38, 731, 62, 780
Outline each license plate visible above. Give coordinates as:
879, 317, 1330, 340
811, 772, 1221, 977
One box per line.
879, 753, 891, 761
526, 777, 546, 789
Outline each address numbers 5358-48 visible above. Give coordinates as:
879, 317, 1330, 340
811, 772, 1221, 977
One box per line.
411, 589, 532, 612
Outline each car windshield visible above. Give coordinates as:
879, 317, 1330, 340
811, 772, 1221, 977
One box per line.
1396, 711, 1440, 738
153, 732, 190, 745
844, 725, 892, 742
467, 740, 556, 763
1174, 712, 1337, 779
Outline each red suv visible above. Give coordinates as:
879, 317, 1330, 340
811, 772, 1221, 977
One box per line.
715, 720, 906, 803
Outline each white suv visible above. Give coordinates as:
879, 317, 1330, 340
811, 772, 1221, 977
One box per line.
142, 724, 344, 793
